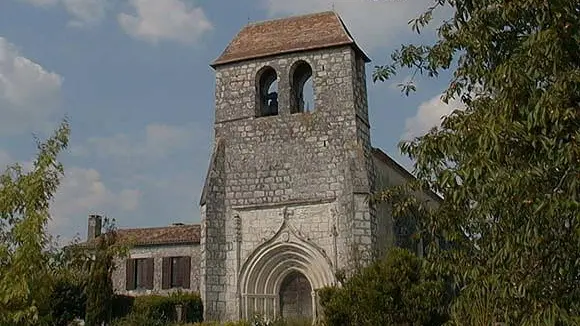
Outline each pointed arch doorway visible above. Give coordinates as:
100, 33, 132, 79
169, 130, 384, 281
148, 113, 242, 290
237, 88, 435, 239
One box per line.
238, 237, 334, 322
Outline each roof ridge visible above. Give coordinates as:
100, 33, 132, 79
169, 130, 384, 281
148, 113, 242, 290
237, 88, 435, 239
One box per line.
118, 224, 200, 231
246, 10, 337, 27
211, 10, 369, 67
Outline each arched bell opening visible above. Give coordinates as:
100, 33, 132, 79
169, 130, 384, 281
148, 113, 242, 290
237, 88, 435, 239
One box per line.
256, 66, 279, 117
289, 60, 314, 113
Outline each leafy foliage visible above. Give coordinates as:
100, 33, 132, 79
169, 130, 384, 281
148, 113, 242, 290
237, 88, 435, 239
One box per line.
0, 121, 70, 325
111, 294, 136, 320
111, 312, 169, 326
131, 292, 203, 324
168, 291, 204, 323
319, 247, 449, 326
85, 217, 125, 326
44, 277, 87, 326
374, 0, 580, 324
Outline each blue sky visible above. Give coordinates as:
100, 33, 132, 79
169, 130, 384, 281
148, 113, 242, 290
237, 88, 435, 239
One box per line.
0, 0, 458, 242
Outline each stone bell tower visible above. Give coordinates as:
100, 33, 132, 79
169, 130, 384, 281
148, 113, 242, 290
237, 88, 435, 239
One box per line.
199, 11, 377, 322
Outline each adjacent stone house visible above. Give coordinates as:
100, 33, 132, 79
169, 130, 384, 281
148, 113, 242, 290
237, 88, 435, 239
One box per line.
85, 215, 202, 296
199, 11, 441, 322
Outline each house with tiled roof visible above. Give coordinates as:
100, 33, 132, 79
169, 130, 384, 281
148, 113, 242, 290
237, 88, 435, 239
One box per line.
85, 215, 201, 296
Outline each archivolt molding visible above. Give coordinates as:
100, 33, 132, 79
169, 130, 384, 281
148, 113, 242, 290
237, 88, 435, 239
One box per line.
238, 206, 335, 296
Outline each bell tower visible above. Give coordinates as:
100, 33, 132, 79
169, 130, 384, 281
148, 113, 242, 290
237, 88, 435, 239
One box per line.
200, 11, 376, 321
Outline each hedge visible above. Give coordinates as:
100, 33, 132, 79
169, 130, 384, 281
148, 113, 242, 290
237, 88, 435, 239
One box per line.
44, 278, 86, 326
132, 291, 203, 323
112, 294, 135, 319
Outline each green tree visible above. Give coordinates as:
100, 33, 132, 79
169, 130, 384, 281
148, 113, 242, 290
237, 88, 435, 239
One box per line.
85, 217, 123, 326
319, 248, 449, 326
42, 235, 93, 325
374, 0, 579, 324
0, 121, 70, 325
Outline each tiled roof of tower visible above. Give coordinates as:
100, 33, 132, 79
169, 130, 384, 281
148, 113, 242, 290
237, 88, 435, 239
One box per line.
211, 11, 370, 67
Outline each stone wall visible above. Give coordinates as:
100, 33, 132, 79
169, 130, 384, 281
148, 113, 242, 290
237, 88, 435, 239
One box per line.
112, 244, 201, 296
372, 152, 443, 257
372, 155, 404, 257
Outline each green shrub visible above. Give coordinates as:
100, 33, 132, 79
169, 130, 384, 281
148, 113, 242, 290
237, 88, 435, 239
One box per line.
112, 294, 135, 319
111, 312, 168, 326
133, 295, 175, 321
319, 247, 449, 326
44, 278, 86, 326
168, 291, 204, 323
131, 292, 203, 323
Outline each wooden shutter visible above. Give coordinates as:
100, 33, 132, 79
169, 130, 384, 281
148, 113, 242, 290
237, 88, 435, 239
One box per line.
162, 257, 171, 289
145, 258, 154, 289
126, 259, 136, 290
182, 256, 191, 289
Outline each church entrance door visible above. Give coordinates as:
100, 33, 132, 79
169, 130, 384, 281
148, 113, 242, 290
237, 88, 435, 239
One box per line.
279, 271, 313, 320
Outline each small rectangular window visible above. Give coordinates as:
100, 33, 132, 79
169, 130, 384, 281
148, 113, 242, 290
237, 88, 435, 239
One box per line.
162, 256, 191, 289
126, 258, 154, 290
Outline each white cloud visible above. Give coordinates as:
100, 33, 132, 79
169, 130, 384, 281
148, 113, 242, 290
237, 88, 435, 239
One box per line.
74, 123, 197, 160
402, 94, 464, 140
0, 37, 63, 135
49, 166, 140, 235
0, 150, 13, 170
118, 0, 213, 44
61, 0, 108, 27
263, 0, 443, 51
19, 0, 59, 6
19, 0, 108, 27
0, 146, 138, 239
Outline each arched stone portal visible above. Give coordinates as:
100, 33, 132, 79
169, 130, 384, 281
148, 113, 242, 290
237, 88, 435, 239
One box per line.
279, 271, 312, 319
238, 232, 335, 322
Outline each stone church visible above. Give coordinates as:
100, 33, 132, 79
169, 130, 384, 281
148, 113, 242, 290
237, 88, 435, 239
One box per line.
199, 10, 440, 323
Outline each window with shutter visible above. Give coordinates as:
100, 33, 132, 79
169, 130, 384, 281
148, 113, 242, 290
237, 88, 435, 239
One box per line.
163, 256, 191, 289
126, 259, 136, 290
171, 257, 180, 287
135, 258, 146, 289
145, 258, 154, 289
162, 257, 171, 289
127, 258, 155, 290
182, 256, 191, 289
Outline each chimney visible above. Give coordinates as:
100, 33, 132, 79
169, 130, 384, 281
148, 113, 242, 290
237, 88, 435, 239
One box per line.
88, 215, 102, 240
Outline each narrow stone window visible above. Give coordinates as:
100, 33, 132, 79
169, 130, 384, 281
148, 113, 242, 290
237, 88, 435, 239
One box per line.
289, 60, 314, 113
256, 66, 278, 117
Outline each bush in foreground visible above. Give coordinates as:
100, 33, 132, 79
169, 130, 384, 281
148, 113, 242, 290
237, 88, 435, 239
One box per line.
319, 247, 449, 326
130, 291, 203, 324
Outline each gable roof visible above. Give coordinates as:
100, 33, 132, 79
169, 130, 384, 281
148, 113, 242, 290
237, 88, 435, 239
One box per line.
84, 224, 201, 247
212, 11, 370, 67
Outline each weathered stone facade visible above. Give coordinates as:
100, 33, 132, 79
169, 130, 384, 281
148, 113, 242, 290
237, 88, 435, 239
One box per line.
85, 217, 202, 298
198, 11, 441, 322
198, 11, 419, 322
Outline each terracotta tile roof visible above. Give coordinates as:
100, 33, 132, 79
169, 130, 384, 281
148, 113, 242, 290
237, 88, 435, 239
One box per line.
85, 224, 201, 247
212, 11, 370, 67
